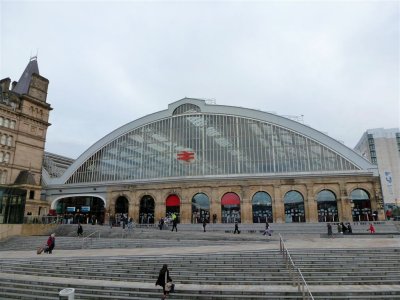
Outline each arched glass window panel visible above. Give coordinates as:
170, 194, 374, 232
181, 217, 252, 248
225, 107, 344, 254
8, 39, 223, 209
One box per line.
173, 103, 201, 115
284, 191, 304, 204
0, 152, 4, 162
221, 192, 241, 223
6, 136, 12, 146
192, 193, 210, 223
10, 120, 15, 129
65, 113, 362, 184
4, 119, 9, 128
350, 189, 370, 200
0, 117, 3, 126
350, 189, 372, 222
316, 190, 336, 202
284, 191, 305, 223
0, 135, 6, 145
139, 195, 155, 224
316, 190, 338, 222
252, 191, 273, 223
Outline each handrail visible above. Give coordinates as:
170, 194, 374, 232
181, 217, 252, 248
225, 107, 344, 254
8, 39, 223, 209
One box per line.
279, 233, 314, 300
81, 230, 100, 249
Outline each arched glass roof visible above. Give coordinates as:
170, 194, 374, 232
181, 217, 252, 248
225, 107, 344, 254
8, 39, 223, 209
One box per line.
52, 98, 377, 185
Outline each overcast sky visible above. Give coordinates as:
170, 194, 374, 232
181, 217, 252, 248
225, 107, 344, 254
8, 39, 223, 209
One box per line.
1, 0, 399, 159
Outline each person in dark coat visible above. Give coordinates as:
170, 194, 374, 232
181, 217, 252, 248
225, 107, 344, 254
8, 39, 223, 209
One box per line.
155, 264, 172, 299
327, 223, 333, 238
234, 221, 240, 234
346, 223, 352, 234
202, 218, 207, 232
77, 223, 83, 236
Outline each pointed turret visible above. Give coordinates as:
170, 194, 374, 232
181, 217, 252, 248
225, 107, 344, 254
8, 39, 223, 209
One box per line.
12, 57, 40, 95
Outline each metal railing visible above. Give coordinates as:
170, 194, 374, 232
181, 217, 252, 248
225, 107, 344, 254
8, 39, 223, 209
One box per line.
279, 234, 314, 300
81, 230, 100, 249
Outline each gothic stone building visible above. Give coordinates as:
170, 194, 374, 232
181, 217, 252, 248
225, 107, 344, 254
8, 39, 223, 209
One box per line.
0, 58, 52, 223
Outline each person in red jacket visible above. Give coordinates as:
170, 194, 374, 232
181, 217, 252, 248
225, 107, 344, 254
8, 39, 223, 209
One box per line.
368, 223, 376, 234
46, 233, 56, 254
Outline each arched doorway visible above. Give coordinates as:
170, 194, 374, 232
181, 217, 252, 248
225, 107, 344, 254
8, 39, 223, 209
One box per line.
284, 191, 305, 223
192, 193, 210, 223
55, 196, 105, 224
351, 189, 372, 221
252, 191, 273, 223
115, 196, 129, 226
316, 190, 338, 222
221, 192, 240, 223
139, 195, 155, 224
166, 194, 180, 223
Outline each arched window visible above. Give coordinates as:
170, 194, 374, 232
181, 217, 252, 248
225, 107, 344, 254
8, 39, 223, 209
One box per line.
115, 196, 129, 214
10, 120, 16, 129
0, 152, 4, 162
221, 192, 241, 223
0, 117, 3, 126
139, 195, 155, 224
4, 119, 9, 127
192, 193, 210, 223
316, 190, 338, 222
0, 170, 6, 184
350, 189, 372, 221
172, 103, 201, 115
166, 194, 180, 222
284, 191, 305, 223
6, 136, 12, 147
4, 153, 10, 163
252, 191, 273, 223
0, 135, 6, 145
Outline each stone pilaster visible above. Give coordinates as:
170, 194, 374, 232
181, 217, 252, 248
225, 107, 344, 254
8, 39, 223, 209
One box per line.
273, 185, 284, 223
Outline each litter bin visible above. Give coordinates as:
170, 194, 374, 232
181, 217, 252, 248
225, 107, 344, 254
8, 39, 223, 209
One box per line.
59, 288, 75, 300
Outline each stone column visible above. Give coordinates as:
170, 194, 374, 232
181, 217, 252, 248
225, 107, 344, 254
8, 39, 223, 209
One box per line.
154, 190, 166, 222
210, 188, 221, 223
180, 189, 191, 224
241, 186, 252, 224
273, 185, 284, 223
339, 182, 351, 222
306, 184, 318, 223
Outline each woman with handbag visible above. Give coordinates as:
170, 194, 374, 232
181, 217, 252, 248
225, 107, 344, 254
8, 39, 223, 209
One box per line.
155, 264, 173, 299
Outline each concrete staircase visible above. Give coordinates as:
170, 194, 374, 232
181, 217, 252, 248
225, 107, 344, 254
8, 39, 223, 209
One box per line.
1, 224, 400, 299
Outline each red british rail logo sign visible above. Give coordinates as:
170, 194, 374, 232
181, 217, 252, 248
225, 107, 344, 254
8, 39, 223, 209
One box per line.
177, 150, 195, 162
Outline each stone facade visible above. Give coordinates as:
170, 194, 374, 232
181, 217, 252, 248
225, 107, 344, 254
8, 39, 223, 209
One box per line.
0, 58, 52, 219
104, 174, 383, 223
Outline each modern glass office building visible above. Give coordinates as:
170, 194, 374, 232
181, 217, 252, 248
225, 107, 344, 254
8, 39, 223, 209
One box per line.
44, 98, 383, 224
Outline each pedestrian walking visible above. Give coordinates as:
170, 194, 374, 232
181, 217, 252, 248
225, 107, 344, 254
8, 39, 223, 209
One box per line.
202, 218, 207, 232
234, 221, 240, 234
77, 223, 83, 236
155, 264, 173, 299
171, 213, 178, 232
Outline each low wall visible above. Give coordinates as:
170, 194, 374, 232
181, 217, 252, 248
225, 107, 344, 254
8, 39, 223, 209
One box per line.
0, 224, 57, 240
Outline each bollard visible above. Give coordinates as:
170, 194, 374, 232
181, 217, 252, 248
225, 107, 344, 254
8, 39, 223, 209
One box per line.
59, 288, 75, 300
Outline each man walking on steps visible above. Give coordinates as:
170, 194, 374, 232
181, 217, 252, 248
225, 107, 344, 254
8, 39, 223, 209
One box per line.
171, 213, 178, 232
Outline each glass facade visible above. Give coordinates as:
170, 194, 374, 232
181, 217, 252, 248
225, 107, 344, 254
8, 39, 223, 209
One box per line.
252, 191, 273, 223
192, 193, 210, 223
316, 190, 338, 222
66, 110, 359, 184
